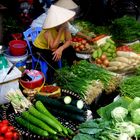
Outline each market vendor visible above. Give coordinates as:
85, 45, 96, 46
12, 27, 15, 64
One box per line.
33, 5, 77, 83
54, 0, 93, 41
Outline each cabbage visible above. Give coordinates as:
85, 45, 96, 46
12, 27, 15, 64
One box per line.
131, 108, 140, 124
115, 122, 135, 137
118, 133, 132, 140
111, 106, 128, 121
128, 97, 140, 111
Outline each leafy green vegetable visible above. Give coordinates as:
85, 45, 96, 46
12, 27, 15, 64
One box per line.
111, 107, 128, 122
119, 75, 140, 98
128, 97, 140, 111
110, 16, 140, 42
131, 109, 140, 124
129, 42, 140, 53
97, 96, 132, 120
73, 133, 94, 140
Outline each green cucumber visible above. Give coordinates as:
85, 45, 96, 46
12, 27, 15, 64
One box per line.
21, 111, 57, 134
106, 38, 115, 45
102, 43, 110, 51
97, 48, 102, 58
35, 95, 84, 114
35, 101, 68, 135
28, 106, 62, 132
49, 108, 85, 123
15, 117, 49, 137
92, 50, 98, 59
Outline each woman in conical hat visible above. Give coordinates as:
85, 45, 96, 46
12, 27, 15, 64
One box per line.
54, 0, 93, 41
33, 5, 77, 83
54, 0, 79, 11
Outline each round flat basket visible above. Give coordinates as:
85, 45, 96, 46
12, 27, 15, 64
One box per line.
2, 89, 89, 139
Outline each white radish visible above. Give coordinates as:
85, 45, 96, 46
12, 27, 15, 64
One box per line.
115, 57, 130, 64
109, 61, 123, 67
106, 66, 118, 71
117, 51, 138, 58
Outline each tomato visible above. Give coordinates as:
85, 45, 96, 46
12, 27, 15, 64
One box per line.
77, 38, 83, 42
12, 132, 19, 140
1, 120, 9, 125
79, 45, 85, 50
73, 38, 77, 42
4, 131, 13, 139
0, 136, 4, 140
81, 40, 87, 45
0, 126, 8, 134
8, 126, 15, 132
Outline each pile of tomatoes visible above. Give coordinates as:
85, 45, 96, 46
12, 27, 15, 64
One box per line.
0, 120, 20, 140
116, 45, 133, 52
72, 37, 90, 52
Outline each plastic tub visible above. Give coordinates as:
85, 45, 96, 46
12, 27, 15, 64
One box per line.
9, 40, 27, 56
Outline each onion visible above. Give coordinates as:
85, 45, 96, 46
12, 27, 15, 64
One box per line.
103, 59, 109, 67
96, 58, 102, 64
100, 54, 107, 61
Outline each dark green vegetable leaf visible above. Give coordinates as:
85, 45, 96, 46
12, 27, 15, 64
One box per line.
73, 133, 94, 140
79, 128, 102, 135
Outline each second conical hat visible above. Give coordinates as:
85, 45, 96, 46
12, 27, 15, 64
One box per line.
54, 0, 78, 10
43, 5, 75, 29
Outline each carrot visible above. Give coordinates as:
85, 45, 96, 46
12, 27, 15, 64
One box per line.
92, 34, 107, 42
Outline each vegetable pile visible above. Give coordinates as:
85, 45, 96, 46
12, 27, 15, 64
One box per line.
73, 96, 140, 140
15, 101, 74, 139
0, 120, 20, 140
35, 94, 87, 124
71, 36, 92, 53
119, 75, 140, 98
56, 60, 121, 104
110, 16, 140, 43
92, 37, 116, 68
107, 51, 140, 73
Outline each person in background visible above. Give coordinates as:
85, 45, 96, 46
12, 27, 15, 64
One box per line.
54, 0, 92, 41
33, 5, 77, 83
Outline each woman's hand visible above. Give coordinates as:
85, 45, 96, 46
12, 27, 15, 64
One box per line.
52, 47, 63, 61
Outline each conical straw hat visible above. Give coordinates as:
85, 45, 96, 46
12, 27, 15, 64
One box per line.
54, 0, 78, 10
43, 5, 75, 29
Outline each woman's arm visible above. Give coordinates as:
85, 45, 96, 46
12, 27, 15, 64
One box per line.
52, 28, 72, 61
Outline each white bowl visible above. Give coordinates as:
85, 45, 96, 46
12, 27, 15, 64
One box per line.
4, 49, 28, 64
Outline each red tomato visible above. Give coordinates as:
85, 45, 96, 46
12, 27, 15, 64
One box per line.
81, 40, 87, 45
4, 131, 13, 139
77, 38, 83, 42
1, 120, 9, 126
0, 126, 8, 134
0, 136, 4, 140
73, 38, 77, 42
12, 132, 19, 140
8, 126, 15, 132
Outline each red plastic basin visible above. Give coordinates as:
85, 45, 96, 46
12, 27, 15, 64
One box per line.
9, 40, 27, 56
20, 71, 45, 89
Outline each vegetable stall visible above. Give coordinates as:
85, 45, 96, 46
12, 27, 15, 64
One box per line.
1, 15, 140, 140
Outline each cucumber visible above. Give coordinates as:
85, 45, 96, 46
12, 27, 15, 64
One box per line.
21, 111, 57, 134
35, 95, 84, 115
15, 117, 49, 137
64, 96, 72, 104
49, 108, 85, 123
28, 106, 62, 132
35, 101, 68, 135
